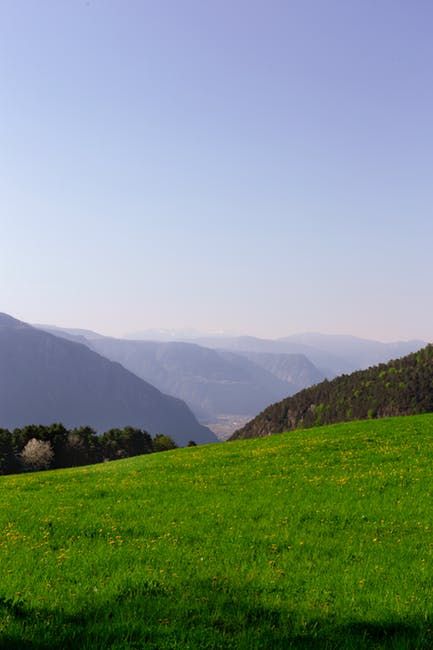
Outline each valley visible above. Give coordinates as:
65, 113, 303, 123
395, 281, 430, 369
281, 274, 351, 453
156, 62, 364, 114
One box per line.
35, 320, 426, 437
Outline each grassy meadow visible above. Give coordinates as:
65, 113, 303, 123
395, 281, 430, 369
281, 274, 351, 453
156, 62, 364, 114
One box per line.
2, 415, 433, 648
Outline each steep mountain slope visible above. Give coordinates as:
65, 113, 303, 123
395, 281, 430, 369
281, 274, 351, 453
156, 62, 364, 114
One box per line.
35, 324, 104, 343
71, 338, 298, 421
280, 333, 425, 371
0, 314, 215, 445
234, 350, 324, 388
38, 327, 323, 424
232, 345, 433, 440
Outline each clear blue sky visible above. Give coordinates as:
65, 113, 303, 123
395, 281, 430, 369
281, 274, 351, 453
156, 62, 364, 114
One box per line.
1, 0, 432, 340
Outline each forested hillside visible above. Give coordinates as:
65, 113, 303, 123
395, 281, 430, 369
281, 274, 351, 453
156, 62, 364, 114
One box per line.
232, 345, 433, 439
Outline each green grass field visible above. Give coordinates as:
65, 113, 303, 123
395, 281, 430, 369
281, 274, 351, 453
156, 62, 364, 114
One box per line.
2, 414, 433, 649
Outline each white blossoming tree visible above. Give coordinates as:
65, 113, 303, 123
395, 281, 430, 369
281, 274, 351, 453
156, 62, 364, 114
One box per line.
21, 438, 54, 471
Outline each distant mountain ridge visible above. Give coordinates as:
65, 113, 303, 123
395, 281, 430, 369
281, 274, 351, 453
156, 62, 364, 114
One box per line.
0, 314, 216, 445
193, 334, 426, 377
155, 335, 353, 377
231, 345, 433, 440
125, 331, 426, 378
37, 324, 426, 437
124, 328, 240, 342
233, 350, 324, 387
38, 327, 321, 426
279, 333, 426, 373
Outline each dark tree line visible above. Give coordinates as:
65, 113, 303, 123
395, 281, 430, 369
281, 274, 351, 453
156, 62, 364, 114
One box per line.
0, 424, 195, 475
232, 344, 433, 439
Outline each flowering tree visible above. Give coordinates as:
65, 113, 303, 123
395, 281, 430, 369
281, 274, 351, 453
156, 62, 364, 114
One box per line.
21, 438, 54, 470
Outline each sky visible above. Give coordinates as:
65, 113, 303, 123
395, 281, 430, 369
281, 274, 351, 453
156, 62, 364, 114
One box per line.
1, 0, 433, 341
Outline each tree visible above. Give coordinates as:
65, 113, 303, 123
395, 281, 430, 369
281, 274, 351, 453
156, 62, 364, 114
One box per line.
187, 440, 197, 447
0, 429, 15, 474
15, 423, 69, 468
152, 434, 178, 452
100, 427, 153, 460
66, 427, 101, 467
21, 438, 54, 471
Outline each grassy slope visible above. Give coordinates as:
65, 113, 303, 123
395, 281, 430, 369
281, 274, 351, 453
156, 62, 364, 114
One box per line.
2, 415, 433, 648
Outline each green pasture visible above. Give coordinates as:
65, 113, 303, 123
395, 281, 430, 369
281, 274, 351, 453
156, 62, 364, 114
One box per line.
2, 414, 433, 648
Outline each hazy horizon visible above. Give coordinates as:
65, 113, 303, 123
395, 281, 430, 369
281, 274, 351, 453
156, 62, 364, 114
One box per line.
11, 314, 430, 345
2, 1, 433, 341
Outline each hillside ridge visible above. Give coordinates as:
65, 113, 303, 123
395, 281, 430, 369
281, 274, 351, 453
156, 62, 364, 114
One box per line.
232, 344, 433, 440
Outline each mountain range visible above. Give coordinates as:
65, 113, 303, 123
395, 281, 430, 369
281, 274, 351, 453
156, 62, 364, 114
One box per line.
37, 327, 323, 429
280, 333, 426, 374
36, 323, 426, 438
124, 331, 425, 378
187, 335, 426, 378
0, 313, 424, 441
0, 314, 216, 445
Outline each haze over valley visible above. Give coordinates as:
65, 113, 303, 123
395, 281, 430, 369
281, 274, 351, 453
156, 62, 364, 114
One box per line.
31, 317, 427, 438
